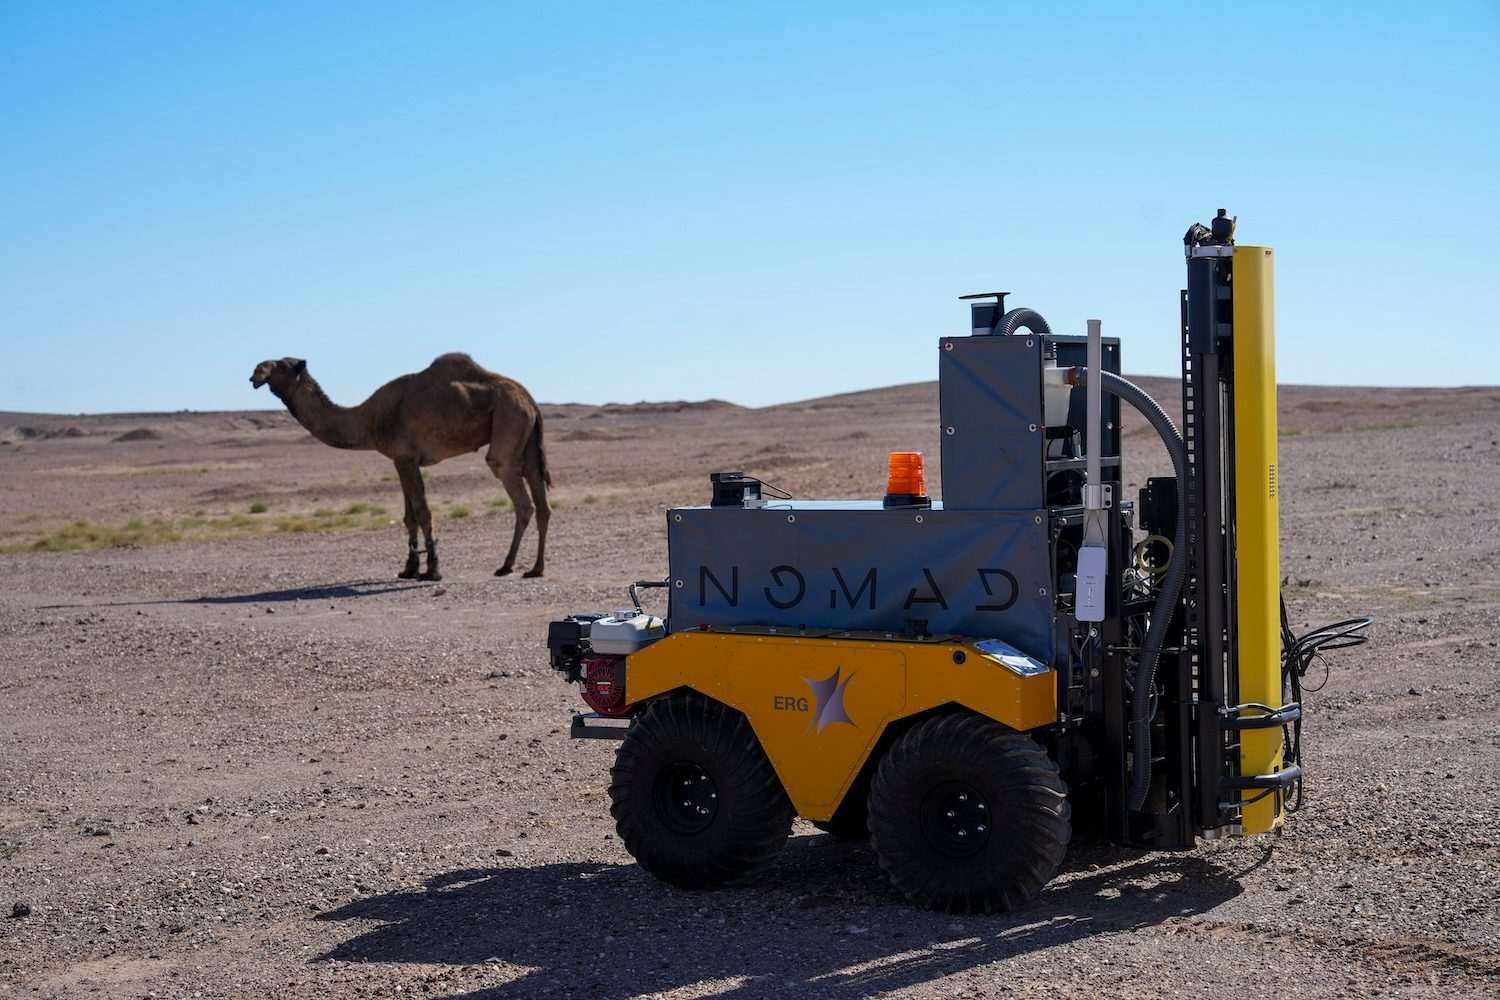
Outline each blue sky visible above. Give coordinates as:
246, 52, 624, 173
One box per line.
2, 2, 1497, 413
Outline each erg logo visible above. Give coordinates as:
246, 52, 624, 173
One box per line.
772, 669, 857, 733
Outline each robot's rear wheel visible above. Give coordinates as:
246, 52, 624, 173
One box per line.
868, 713, 1070, 912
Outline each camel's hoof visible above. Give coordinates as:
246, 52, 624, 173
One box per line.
494, 567, 513, 577
397, 569, 419, 580
523, 569, 544, 579
419, 571, 443, 582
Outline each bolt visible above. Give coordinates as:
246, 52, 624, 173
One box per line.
946, 810, 956, 819
958, 829, 968, 838
976, 803, 986, 812
977, 824, 987, 833
958, 793, 968, 803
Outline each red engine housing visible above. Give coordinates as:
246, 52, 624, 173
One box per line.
580, 653, 629, 716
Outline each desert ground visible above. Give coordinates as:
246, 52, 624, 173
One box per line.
2, 376, 1499, 999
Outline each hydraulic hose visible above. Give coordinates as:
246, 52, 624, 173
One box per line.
1093, 370, 1187, 812
996, 307, 1054, 338
983, 312, 1185, 810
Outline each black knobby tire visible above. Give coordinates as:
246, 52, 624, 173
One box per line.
609, 691, 794, 889
868, 713, 1070, 912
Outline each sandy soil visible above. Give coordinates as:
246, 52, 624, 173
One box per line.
2, 378, 1499, 998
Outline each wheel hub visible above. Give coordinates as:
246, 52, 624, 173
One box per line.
653, 761, 719, 835
919, 780, 991, 858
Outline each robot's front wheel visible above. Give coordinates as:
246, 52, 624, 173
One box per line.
609, 691, 794, 889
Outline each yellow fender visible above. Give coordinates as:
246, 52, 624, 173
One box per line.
623, 629, 1057, 820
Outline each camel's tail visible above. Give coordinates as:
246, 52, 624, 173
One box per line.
530, 412, 552, 487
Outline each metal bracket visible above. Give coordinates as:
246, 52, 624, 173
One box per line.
570, 713, 631, 741
1082, 484, 1113, 510
1218, 701, 1302, 730
1220, 763, 1302, 791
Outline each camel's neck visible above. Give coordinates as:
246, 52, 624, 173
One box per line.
275, 374, 375, 451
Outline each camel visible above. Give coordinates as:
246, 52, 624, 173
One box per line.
250, 353, 550, 581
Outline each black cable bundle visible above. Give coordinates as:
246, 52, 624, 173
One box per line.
1280, 595, 1373, 810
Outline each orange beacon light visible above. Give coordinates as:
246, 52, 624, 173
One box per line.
883, 451, 929, 508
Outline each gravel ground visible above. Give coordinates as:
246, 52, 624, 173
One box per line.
2, 381, 1499, 998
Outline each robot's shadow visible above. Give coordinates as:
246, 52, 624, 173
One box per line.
314, 836, 1246, 998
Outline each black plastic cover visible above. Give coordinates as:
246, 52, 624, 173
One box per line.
709, 472, 763, 507
548, 614, 605, 681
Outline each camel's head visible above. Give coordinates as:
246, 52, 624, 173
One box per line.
250, 357, 307, 392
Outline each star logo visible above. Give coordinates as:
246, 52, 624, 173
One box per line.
802, 667, 856, 734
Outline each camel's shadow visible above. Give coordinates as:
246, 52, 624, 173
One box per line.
314, 836, 1250, 998
39, 578, 429, 610
182, 579, 429, 605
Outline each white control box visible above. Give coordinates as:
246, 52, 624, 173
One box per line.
1076, 546, 1108, 622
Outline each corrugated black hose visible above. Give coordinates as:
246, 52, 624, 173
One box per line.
996, 308, 1054, 338
1093, 371, 1188, 812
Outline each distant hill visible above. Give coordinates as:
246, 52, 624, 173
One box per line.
4, 379, 1496, 445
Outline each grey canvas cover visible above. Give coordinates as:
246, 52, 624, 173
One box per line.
666, 501, 1055, 662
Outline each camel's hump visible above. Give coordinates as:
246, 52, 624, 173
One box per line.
423, 352, 491, 376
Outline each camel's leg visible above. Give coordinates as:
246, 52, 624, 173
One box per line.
487, 462, 532, 577
395, 460, 421, 579
523, 465, 550, 578
396, 459, 441, 581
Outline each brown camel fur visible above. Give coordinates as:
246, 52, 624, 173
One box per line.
250, 353, 550, 581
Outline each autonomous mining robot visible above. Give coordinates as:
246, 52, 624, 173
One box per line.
546, 211, 1370, 912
